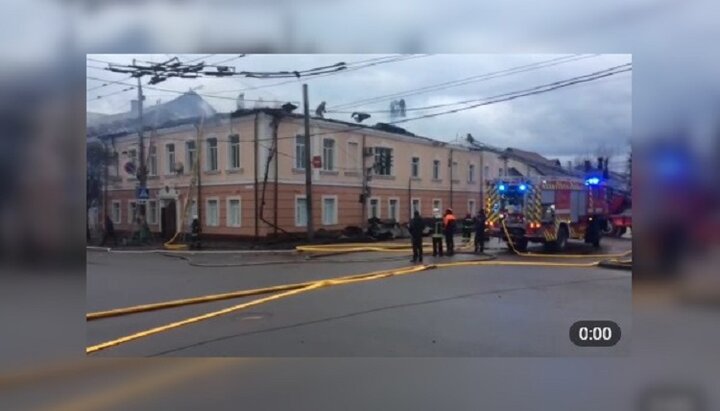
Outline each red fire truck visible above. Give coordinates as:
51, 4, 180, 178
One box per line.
484, 175, 609, 252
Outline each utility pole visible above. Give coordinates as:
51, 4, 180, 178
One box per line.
196, 122, 203, 248
136, 76, 147, 229
303, 84, 314, 241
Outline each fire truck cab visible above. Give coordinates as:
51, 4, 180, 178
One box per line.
484, 175, 608, 252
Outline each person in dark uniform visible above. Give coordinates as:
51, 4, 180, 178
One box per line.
431, 208, 444, 257
100, 214, 118, 247
474, 209, 486, 253
190, 215, 201, 250
408, 210, 425, 263
461, 213, 473, 245
443, 208, 457, 256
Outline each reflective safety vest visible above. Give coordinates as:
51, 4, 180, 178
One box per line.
432, 218, 444, 238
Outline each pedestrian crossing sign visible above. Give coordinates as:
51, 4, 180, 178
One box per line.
137, 187, 150, 200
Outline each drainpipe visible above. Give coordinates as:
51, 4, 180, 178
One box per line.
408, 177, 412, 222
449, 148, 454, 209
253, 113, 259, 241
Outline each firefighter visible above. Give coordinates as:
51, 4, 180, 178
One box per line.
408, 210, 425, 263
474, 209, 486, 253
190, 215, 201, 250
431, 208, 444, 257
443, 208, 457, 256
461, 213, 473, 245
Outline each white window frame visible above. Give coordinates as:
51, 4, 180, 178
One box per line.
111, 200, 121, 224
321, 195, 338, 226
368, 196, 381, 219
166, 143, 175, 174
226, 196, 242, 227
411, 198, 421, 215
432, 159, 441, 180
411, 156, 420, 178
147, 200, 158, 225
295, 195, 308, 227
148, 145, 157, 176
387, 197, 400, 222
346, 141, 360, 171
432, 198, 442, 213
228, 134, 240, 170
127, 200, 137, 224
468, 163, 475, 183
206, 137, 219, 171
294, 135, 305, 170
186, 141, 197, 174
322, 138, 335, 171
468, 199, 477, 215
205, 197, 220, 227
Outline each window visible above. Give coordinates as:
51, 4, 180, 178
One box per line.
411, 157, 420, 178
206, 138, 218, 171
147, 200, 158, 224
166, 144, 175, 174
347, 141, 359, 170
186, 200, 198, 226
148, 145, 157, 176
228, 134, 240, 169
468, 199, 476, 215
111, 201, 121, 224
227, 198, 241, 227
186, 141, 196, 173
433, 199, 442, 212
388, 198, 399, 221
499, 167, 504, 177
411, 198, 421, 215
128, 200, 137, 224
484, 165, 489, 180
468, 164, 475, 183
206, 199, 219, 227
322, 138, 335, 171
322, 196, 338, 225
373, 147, 393, 176
451, 161, 458, 180
369, 198, 380, 219
295, 135, 305, 169
432, 159, 440, 180
128, 149, 137, 165
295, 196, 308, 227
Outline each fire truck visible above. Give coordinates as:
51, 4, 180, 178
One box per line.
484, 175, 609, 252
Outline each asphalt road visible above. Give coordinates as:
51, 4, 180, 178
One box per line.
86, 237, 632, 357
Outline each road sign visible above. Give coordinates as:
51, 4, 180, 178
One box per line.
312, 156, 322, 169
137, 187, 150, 200
124, 161, 136, 175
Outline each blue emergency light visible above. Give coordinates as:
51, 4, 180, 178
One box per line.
498, 184, 506, 191
585, 177, 601, 186
519, 184, 527, 191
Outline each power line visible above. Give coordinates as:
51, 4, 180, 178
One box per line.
200, 54, 431, 95
328, 54, 599, 111
329, 63, 631, 115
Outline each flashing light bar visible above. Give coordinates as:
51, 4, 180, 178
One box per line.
585, 177, 601, 186
519, 184, 527, 191
498, 184, 506, 191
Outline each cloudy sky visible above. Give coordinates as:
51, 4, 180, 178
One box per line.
87, 54, 631, 168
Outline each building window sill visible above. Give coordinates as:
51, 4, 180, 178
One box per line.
292, 168, 306, 174
320, 170, 339, 176
411, 177, 422, 182
452, 179, 461, 184
226, 168, 244, 174
344, 171, 360, 177
373, 175, 395, 180
205, 170, 221, 175
431, 179, 443, 183
147, 175, 160, 180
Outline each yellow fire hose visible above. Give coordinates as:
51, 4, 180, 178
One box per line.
86, 254, 619, 354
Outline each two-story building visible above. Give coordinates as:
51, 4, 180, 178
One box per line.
91, 93, 576, 241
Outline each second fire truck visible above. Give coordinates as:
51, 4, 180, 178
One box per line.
484, 175, 609, 252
